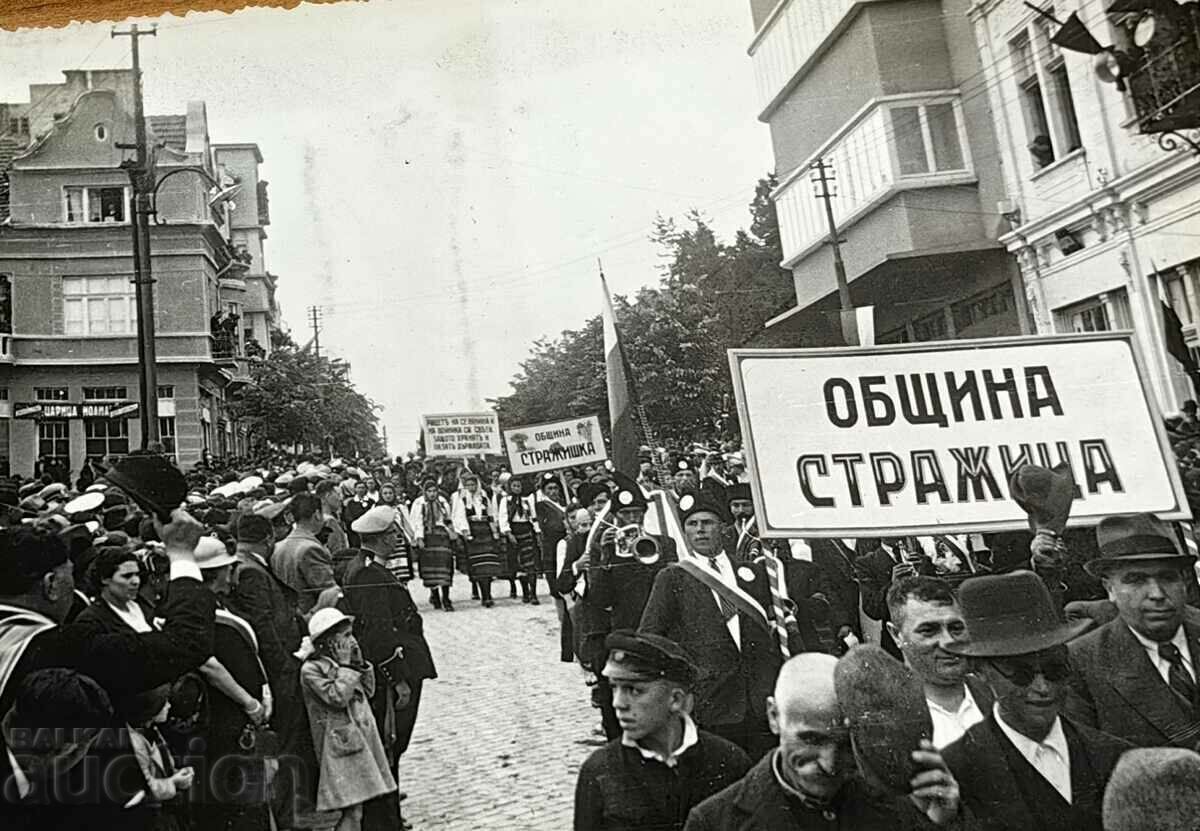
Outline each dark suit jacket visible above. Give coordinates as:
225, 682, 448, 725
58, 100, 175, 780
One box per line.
639, 558, 782, 730
589, 536, 678, 632
810, 539, 861, 638
0, 576, 216, 715
683, 752, 937, 831
1067, 608, 1200, 749
344, 560, 437, 686
942, 715, 1132, 831
227, 549, 305, 686
72, 596, 158, 635
574, 729, 750, 831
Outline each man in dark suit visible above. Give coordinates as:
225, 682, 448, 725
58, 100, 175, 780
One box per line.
574, 630, 750, 831
885, 575, 992, 749
942, 570, 1132, 831
639, 493, 782, 759
809, 537, 862, 640
343, 505, 438, 831
855, 537, 933, 659
228, 514, 312, 831
1067, 512, 1200, 749
684, 652, 962, 830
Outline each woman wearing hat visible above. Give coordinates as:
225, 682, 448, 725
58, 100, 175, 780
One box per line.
499, 475, 542, 605
452, 471, 501, 608
298, 608, 397, 831
409, 479, 457, 611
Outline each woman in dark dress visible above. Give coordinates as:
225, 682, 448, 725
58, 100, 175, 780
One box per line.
410, 479, 457, 610
452, 471, 502, 607
499, 476, 541, 605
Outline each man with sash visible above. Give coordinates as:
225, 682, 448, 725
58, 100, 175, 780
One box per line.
639, 492, 781, 759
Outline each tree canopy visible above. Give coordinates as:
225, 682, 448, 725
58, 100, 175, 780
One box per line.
491, 175, 793, 446
230, 330, 384, 457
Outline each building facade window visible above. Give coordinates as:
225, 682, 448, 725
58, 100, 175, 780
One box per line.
82, 386, 128, 401
84, 418, 129, 458
38, 420, 69, 467
34, 387, 69, 401
158, 416, 177, 456
1011, 17, 1083, 169
1164, 268, 1198, 326
157, 385, 175, 399
890, 102, 966, 177
63, 276, 137, 336
1059, 290, 1131, 333
63, 186, 129, 223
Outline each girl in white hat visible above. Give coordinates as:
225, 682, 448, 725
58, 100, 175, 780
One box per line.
297, 608, 397, 831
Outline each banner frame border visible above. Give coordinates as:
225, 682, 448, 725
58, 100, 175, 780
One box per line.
500, 413, 608, 475
420, 411, 502, 458
728, 331, 1191, 538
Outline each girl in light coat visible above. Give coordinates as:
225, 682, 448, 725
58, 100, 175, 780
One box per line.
297, 608, 397, 831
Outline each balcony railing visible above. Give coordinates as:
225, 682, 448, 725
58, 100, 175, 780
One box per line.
749, 0, 857, 115
772, 92, 974, 266
1121, 5, 1200, 147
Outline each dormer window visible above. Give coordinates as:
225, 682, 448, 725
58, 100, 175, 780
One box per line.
63, 186, 129, 223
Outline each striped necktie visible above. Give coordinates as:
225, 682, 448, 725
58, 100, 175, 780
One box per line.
1160, 643, 1197, 711
760, 553, 792, 659
706, 557, 738, 623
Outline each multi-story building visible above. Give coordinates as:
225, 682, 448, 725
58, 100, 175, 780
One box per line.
213, 143, 280, 357
747, 0, 1030, 346
969, 0, 1200, 410
0, 69, 278, 476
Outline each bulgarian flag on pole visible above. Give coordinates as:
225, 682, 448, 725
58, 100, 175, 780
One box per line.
600, 263, 641, 476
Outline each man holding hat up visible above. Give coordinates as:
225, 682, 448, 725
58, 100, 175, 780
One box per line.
941, 570, 1131, 831
640, 492, 781, 758
1066, 512, 1200, 750
574, 630, 751, 831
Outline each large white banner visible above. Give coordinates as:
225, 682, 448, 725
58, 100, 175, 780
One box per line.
730, 333, 1190, 538
503, 414, 607, 475
421, 412, 502, 457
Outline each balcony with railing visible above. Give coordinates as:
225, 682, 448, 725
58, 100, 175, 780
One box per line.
772, 92, 976, 267
748, 0, 857, 115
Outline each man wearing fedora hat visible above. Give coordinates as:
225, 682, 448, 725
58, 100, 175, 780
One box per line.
1066, 512, 1200, 750
941, 571, 1131, 831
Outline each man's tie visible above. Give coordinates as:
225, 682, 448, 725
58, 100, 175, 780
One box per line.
706, 557, 738, 623
1159, 643, 1197, 709
760, 553, 792, 659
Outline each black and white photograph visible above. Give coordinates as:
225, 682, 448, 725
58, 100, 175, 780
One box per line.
1, 0, 1200, 827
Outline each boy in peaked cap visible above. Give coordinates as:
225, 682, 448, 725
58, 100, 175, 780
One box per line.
574, 630, 750, 831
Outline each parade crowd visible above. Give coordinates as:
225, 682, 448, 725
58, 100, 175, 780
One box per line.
1, 428, 1200, 831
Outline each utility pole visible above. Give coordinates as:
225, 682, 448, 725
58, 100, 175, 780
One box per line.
811, 158, 851, 313
307, 305, 322, 359
113, 23, 160, 447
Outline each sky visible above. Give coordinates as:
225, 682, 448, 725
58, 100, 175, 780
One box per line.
0, 0, 774, 452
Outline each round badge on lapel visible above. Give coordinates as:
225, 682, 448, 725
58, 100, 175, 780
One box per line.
737, 566, 755, 582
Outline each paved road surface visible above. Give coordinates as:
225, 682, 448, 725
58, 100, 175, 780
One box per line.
398, 580, 603, 830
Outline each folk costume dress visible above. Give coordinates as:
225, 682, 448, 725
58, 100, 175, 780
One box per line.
452, 489, 502, 579
499, 493, 540, 577
379, 497, 415, 583
410, 493, 456, 589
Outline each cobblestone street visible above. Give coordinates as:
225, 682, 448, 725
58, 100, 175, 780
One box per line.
397, 580, 603, 830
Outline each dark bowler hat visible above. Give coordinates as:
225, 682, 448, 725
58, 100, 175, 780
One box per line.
678, 492, 728, 524
945, 570, 1091, 657
603, 629, 696, 686
236, 514, 273, 545
1085, 513, 1193, 577
835, 644, 932, 795
726, 483, 752, 505
101, 453, 187, 523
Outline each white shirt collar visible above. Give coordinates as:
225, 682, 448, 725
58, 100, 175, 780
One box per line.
1128, 622, 1191, 664
927, 684, 984, 749
993, 703, 1069, 768
620, 713, 698, 768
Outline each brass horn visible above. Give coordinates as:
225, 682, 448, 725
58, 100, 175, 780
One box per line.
615, 524, 661, 564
